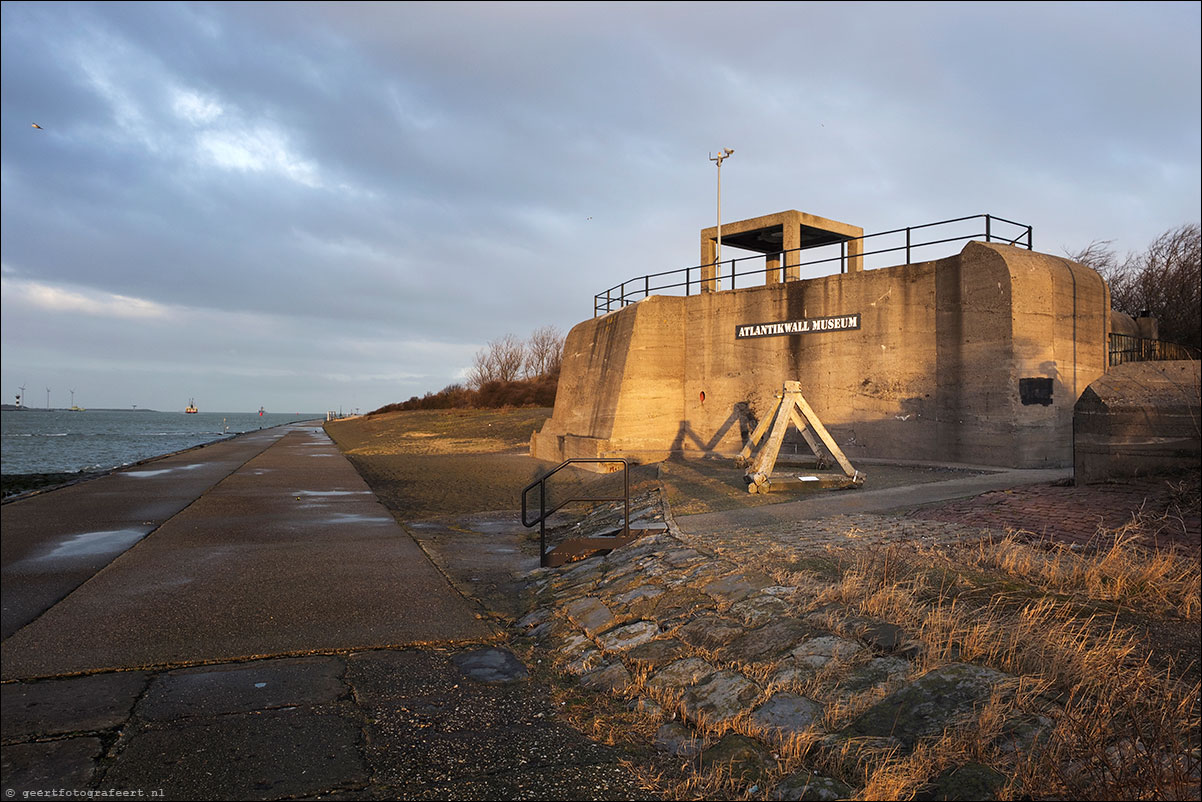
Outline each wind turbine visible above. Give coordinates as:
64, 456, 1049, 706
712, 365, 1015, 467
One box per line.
17, 384, 26, 408
46, 387, 51, 409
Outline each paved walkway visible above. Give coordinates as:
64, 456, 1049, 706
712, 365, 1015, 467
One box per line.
3, 426, 658, 801
2, 423, 492, 680
674, 464, 1072, 535
2, 425, 291, 640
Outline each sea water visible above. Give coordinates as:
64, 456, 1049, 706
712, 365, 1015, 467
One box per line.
1, 409, 321, 475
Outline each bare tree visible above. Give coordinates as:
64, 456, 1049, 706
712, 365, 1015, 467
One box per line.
467, 334, 527, 389
1129, 224, 1200, 350
524, 325, 565, 378
1066, 239, 1118, 275
492, 333, 527, 381
466, 349, 490, 390
1072, 224, 1200, 350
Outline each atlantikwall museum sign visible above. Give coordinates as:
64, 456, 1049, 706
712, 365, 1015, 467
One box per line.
735, 314, 861, 339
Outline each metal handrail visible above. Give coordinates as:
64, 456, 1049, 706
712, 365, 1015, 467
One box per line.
1109, 333, 1201, 366
521, 458, 630, 567
594, 213, 1033, 315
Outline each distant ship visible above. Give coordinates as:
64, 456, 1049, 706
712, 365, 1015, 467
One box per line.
68, 405, 85, 412
185, 399, 199, 414
258, 406, 265, 416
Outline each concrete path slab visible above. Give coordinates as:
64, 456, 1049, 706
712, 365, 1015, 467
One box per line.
104, 707, 370, 799
135, 656, 346, 720
2, 672, 149, 739
1, 424, 493, 680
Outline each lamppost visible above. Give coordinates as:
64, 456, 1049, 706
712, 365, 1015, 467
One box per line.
709, 148, 734, 281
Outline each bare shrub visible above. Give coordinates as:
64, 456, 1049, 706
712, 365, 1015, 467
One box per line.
475, 374, 557, 408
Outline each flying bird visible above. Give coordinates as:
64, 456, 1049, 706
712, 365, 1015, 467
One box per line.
31, 123, 43, 129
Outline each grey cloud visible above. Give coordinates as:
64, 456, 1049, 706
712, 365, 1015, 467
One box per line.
2, 1, 1198, 413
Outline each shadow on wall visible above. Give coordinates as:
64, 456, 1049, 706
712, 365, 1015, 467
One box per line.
670, 397, 944, 459
670, 403, 754, 454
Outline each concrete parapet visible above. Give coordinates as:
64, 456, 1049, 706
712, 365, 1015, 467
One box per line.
1074, 360, 1201, 485
533, 242, 1110, 469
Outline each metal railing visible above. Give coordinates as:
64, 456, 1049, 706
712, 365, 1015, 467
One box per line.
1109, 334, 1201, 366
521, 458, 629, 567
595, 213, 1033, 315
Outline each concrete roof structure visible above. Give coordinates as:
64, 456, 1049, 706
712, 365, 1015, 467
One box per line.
701, 210, 864, 287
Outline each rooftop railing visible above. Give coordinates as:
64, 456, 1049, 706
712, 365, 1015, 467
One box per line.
594, 213, 1033, 316
1109, 334, 1201, 366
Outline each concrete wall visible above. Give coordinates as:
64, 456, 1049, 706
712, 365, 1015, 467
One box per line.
1111, 309, 1159, 340
1074, 360, 1201, 484
533, 242, 1110, 469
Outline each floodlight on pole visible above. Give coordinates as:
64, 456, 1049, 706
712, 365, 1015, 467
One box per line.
709, 148, 734, 282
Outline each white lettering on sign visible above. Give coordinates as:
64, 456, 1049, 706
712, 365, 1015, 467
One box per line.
735, 314, 861, 339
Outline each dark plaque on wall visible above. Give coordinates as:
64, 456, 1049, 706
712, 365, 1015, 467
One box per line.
1019, 377, 1054, 406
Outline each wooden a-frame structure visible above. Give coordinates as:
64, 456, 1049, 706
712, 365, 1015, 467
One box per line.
737, 381, 865, 493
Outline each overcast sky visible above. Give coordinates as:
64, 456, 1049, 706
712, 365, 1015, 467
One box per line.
2, 1, 1199, 414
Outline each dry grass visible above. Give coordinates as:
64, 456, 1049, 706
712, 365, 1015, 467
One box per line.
792, 527, 1202, 800
324, 408, 559, 518
525, 521, 1200, 800
970, 528, 1201, 620
575, 518, 1200, 800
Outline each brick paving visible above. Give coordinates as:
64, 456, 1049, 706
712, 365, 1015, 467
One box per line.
903, 474, 1201, 554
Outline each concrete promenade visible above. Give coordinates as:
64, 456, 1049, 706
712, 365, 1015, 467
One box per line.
4, 425, 658, 800
674, 462, 1072, 534
2, 424, 292, 641
2, 423, 493, 680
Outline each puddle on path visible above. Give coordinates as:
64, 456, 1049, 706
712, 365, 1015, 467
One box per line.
38, 527, 154, 560
122, 464, 206, 478
313, 512, 395, 526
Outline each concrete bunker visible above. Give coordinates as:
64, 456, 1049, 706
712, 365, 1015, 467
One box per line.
1074, 360, 1201, 484
533, 212, 1111, 470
